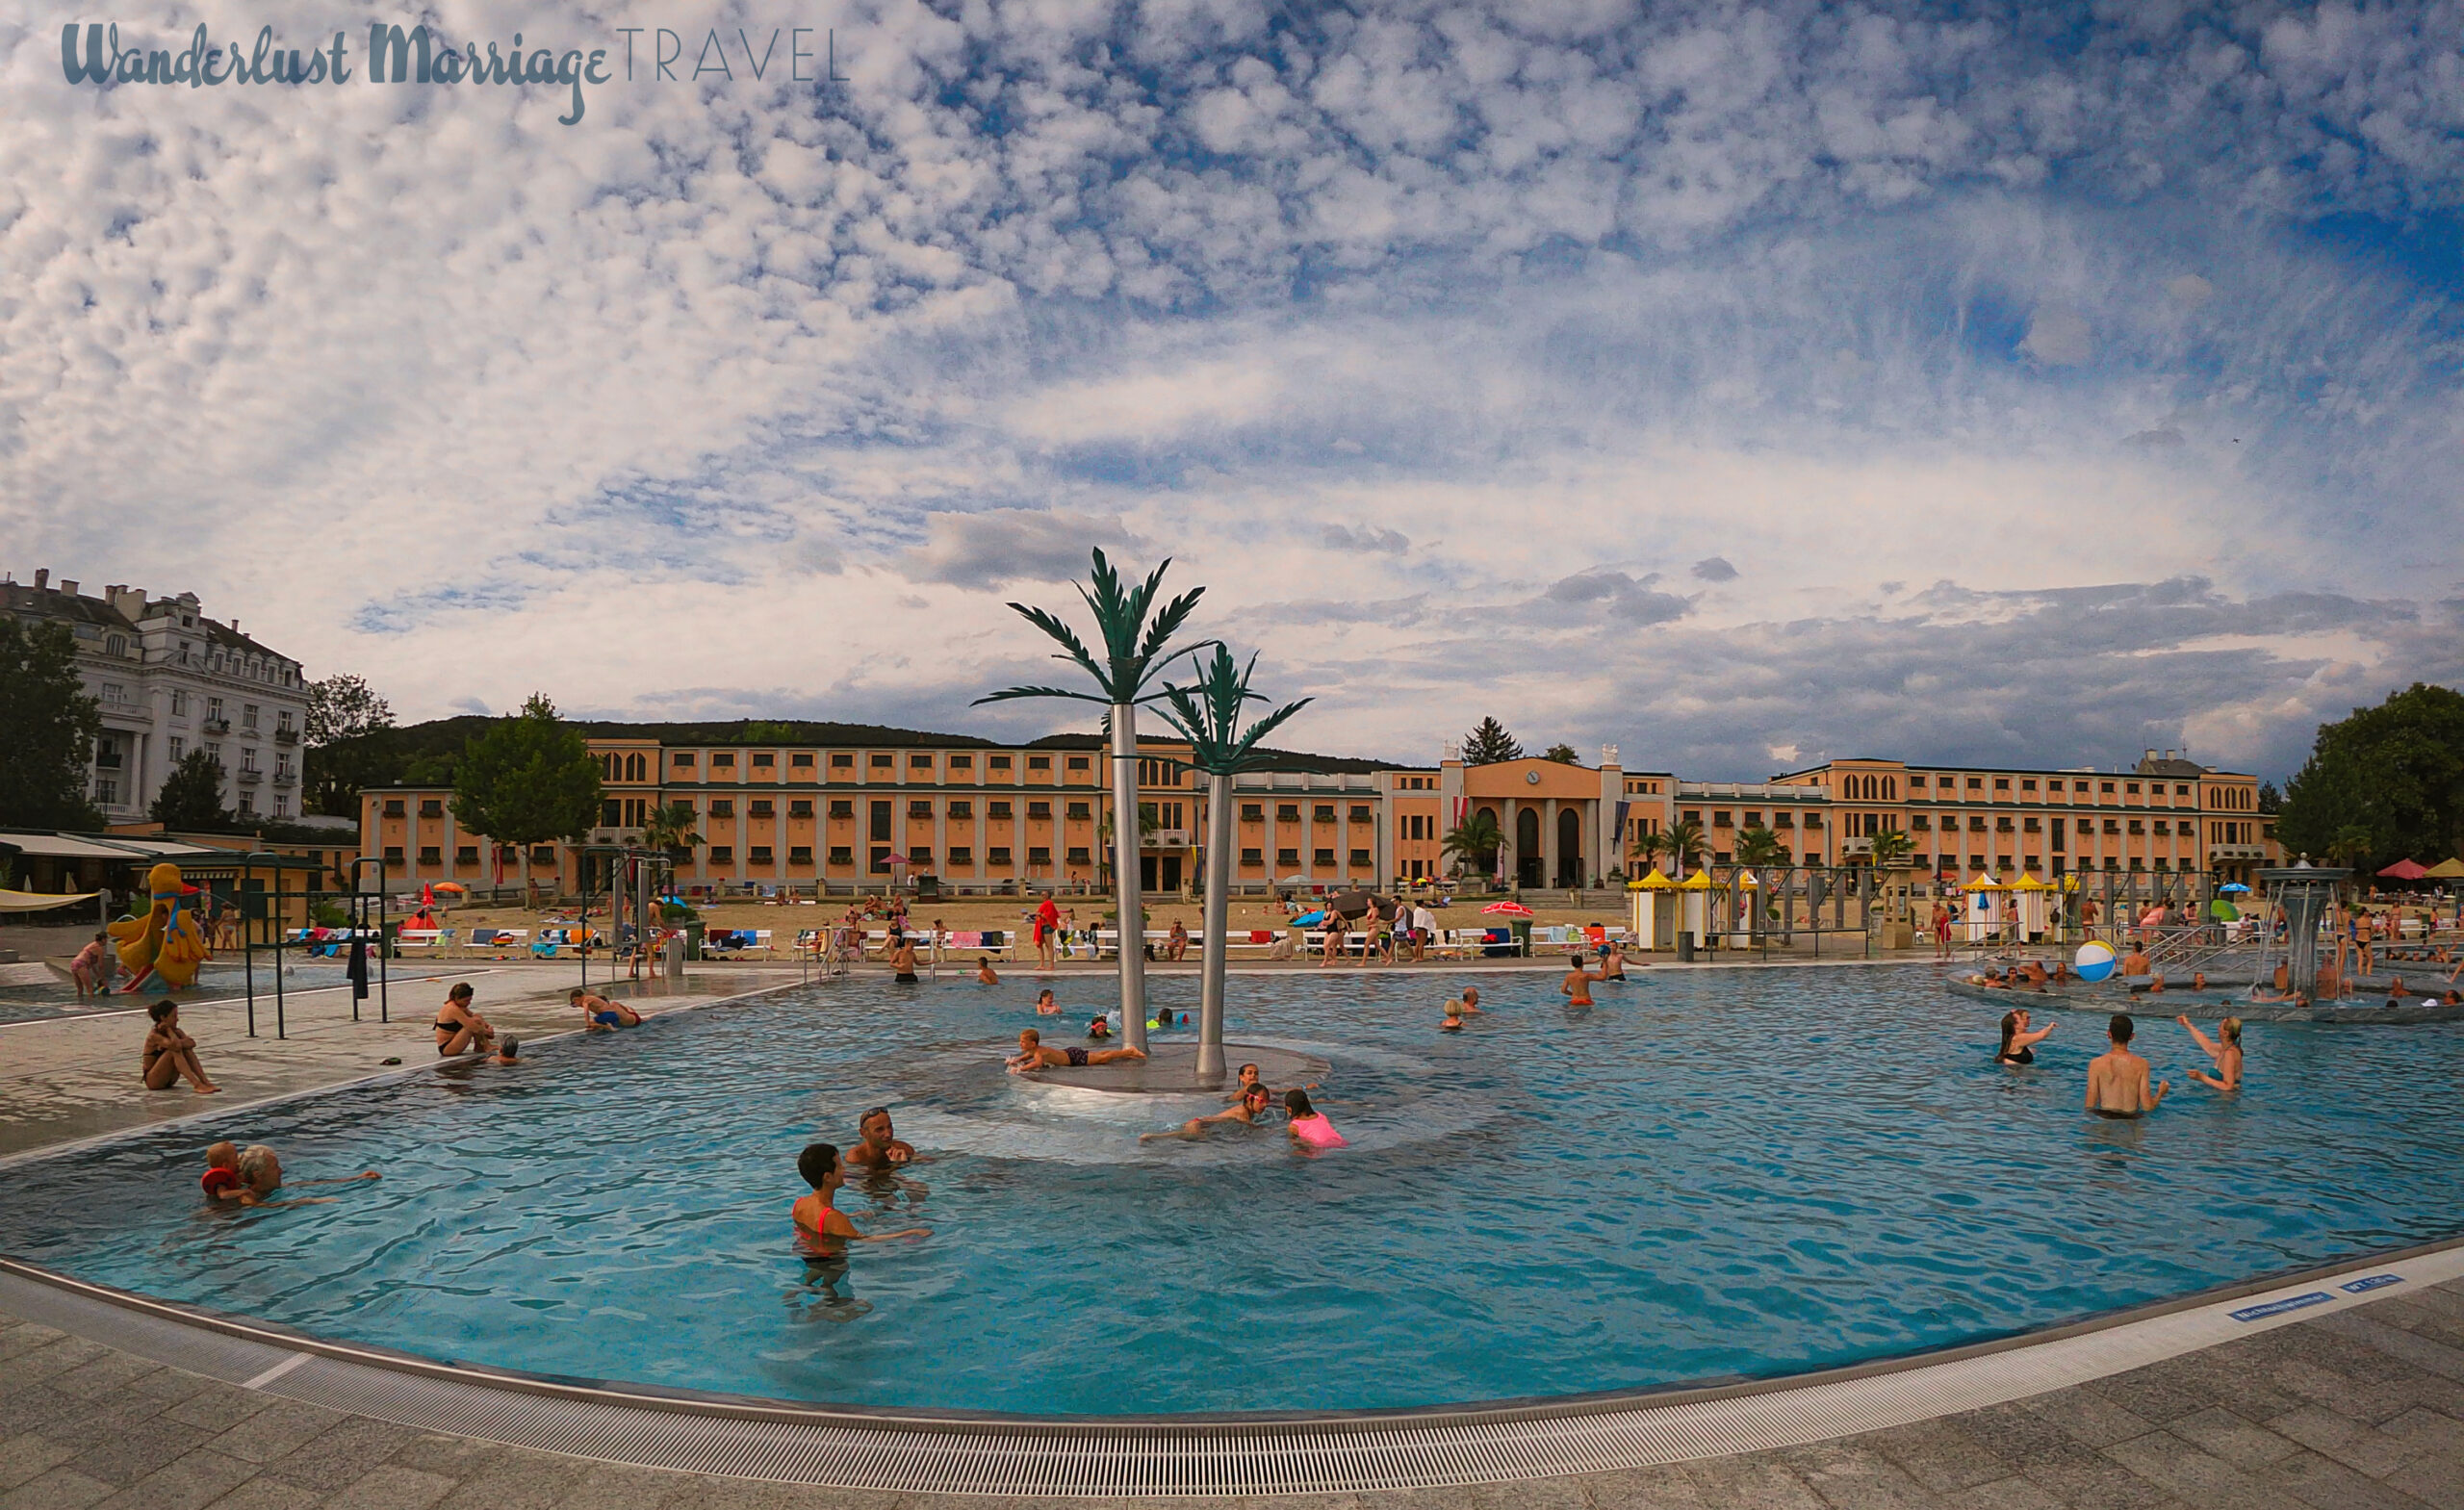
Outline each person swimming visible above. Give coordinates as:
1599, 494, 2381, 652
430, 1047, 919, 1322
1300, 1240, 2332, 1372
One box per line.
1284, 1088, 1347, 1152
1996, 1008, 2054, 1065
843, 1107, 921, 1168
2085, 1013, 2168, 1119
1440, 999, 1465, 1032
1034, 988, 1061, 1015
1561, 954, 1598, 1007
1087, 1013, 1113, 1040
977, 958, 1000, 985
2178, 1014, 2242, 1092
792, 1142, 929, 1259
1142, 1084, 1274, 1142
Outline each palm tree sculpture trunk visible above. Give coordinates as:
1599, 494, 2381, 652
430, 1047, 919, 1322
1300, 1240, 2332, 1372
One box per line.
1158, 647, 1310, 1082
979, 550, 1211, 1056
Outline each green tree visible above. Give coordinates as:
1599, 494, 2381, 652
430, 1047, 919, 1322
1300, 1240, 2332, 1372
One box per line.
0, 616, 103, 831
449, 694, 604, 904
1735, 826, 1790, 869
304, 674, 398, 817
1156, 645, 1311, 1079
642, 801, 704, 861
1442, 809, 1504, 878
1652, 815, 1707, 875
978, 549, 1208, 1052
2256, 781, 2281, 815
2276, 683, 2464, 868
1460, 718, 1523, 765
1869, 829, 1914, 868
150, 750, 230, 831
1542, 742, 1579, 764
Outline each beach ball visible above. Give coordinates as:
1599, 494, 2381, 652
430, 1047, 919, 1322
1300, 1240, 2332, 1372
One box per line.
2074, 941, 2117, 983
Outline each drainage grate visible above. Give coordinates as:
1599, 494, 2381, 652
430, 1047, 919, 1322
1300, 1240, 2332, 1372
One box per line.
8, 1241, 2463, 1497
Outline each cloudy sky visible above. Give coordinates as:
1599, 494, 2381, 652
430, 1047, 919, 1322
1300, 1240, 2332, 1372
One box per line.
5, 0, 2460, 780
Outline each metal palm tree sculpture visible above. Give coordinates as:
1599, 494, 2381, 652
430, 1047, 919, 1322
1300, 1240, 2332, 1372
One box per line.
1157, 646, 1311, 1081
978, 550, 1207, 1051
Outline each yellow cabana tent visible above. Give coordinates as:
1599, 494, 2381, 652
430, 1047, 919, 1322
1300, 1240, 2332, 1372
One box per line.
1627, 867, 1679, 951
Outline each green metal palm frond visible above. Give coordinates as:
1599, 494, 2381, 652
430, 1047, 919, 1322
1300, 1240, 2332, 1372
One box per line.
976, 549, 1209, 707
1157, 647, 1310, 777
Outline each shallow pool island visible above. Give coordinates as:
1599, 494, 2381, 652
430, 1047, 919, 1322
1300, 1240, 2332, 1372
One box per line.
4, 962, 2457, 1428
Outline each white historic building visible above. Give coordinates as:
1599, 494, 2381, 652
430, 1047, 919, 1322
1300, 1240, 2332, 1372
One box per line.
2, 568, 310, 824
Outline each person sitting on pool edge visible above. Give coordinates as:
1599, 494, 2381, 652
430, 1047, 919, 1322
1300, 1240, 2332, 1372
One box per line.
2177, 1014, 2243, 1092
1008, 1028, 1146, 1071
141, 1000, 218, 1094
1996, 1009, 2054, 1065
573, 987, 643, 1032
432, 983, 495, 1056
1142, 1084, 1274, 1142
844, 1107, 921, 1168
1284, 1089, 1347, 1152
2085, 1013, 2168, 1119
793, 1142, 929, 1259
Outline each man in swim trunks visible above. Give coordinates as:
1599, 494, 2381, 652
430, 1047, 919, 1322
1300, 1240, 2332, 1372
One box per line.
573, 987, 643, 1032
977, 958, 1000, 985
844, 1107, 920, 1167
1456, 986, 1482, 1014
889, 937, 920, 984
1142, 1084, 1274, 1142
1007, 1028, 1145, 1071
1561, 955, 1598, 1006
2085, 1013, 2168, 1118
2118, 945, 2153, 985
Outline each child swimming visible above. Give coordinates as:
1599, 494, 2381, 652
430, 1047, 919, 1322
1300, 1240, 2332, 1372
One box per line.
792, 1142, 929, 1257
1284, 1089, 1348, 1152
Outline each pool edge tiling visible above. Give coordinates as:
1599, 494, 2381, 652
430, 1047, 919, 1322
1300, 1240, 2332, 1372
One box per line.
5, 1237, 2462, 1496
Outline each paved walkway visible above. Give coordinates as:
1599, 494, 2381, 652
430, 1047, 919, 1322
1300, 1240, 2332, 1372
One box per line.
0, 963, 800, 1159
3, 1276, 2462, 1508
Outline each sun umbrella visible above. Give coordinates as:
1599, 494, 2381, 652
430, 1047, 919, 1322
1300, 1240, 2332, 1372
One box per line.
2423, 857, 2464, 880
1279, 874, 1311, 886
2377, 858, 2429, 881
1480, 901, 1534, 916
420, 883, 435, 907
1328, 889, 1380, 918
432, 882, 466, 894
885, 853, 910, 865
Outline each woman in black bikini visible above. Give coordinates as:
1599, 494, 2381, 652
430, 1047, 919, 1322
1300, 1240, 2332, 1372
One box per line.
433, 983, 496, 1056
1996, 1008, 2054, 1065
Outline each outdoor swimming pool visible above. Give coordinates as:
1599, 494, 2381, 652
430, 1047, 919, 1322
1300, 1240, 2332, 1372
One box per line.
0, 960, 371, 1025
3, 965, 2459, 1416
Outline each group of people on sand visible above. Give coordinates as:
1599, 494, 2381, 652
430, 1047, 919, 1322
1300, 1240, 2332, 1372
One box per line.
1994, 1006, 2243, 1118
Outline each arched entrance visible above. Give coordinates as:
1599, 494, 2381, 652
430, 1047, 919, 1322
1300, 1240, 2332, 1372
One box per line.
1516, 807, 1542, 889
1556, 807, 1582, 887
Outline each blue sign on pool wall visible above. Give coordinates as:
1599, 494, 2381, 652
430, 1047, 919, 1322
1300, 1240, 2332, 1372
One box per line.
2229, 1292, 2334, 1322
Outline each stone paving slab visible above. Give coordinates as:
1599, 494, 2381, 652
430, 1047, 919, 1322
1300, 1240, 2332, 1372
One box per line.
0, 1281, 2459, 1509
0, 965, 799, 1159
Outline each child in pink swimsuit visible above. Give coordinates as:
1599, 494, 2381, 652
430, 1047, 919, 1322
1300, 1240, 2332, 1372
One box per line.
1284, 1089, 1347, 1151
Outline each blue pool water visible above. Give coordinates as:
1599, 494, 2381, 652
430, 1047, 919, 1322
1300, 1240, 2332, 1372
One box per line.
3, 965, 2459, 1416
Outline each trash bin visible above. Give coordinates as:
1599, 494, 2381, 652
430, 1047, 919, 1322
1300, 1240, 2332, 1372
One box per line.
681, 921, 705, 961
1677, 933, 1696, 962
1509, 919, 1533, 957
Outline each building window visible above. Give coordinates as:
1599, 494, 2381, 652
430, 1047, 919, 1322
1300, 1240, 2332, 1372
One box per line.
709, 846, 734, 864
1908, 776, 1926, 788
242, 704, 259, 729
1277, 848, 1299, 868
1241, 804, 1265, 822
1065, 846, 1091, 865
1276, 804, 1300, 822
988, 801, 1013, 820
990, 847, 1014, 865
950, 755, 973, 771
167, 736, 185, 761
1712, 811, 1733, 829
1348, 805, 1372, 822
1241, 848, 1263, 866
752, 753, 774, 769
871, 754, 894, 769
1348, 849, 1371, 867
383, 846, 404, 865
789, 845, 813, 865
909, 800, 934, 819
94, 779, 117, 805
1028, 755, 1050, 771
1065, 756, 1091, 772
419, 799, 443, 818
709, 800, 735, 818
831, 754, 854, 769
1028, 801, 1052, 819
418, 846, 442, 865
1312, 848, 1335, 866
948, 801, 973, 819
713, 752, 735, 768
749, 846, 774, 864
990, 755, 1013, 771
1028, 846, 1053, 865
2127, 820, 2143, 834
455, 846, 478, 864
790, 753, 813, 768
748, 800, 774, 818
2019, 779, 2036, 791
789, 800, 813, 818
829, 800, 853, 818
1065, 801, 1091, 821
828, 846, 853, 865
383, 799, 405, 817
527, 846, 553, 864
2124, 782, 2140, 795
1911, 815, 1930, 831
2022, 817, 2040, 832
673, 753, 696, 768
948, 847, 973, 866
911, 755, 934, 770
909, 847, 934, 866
